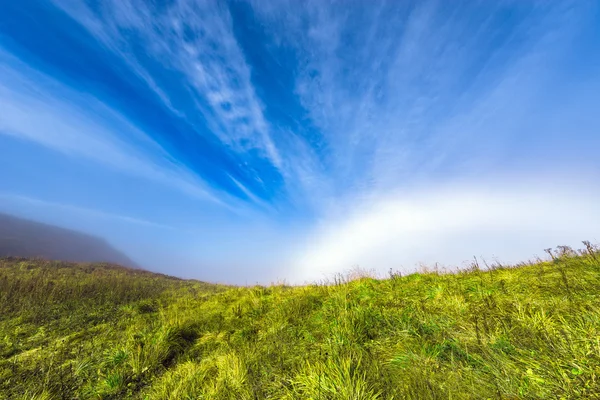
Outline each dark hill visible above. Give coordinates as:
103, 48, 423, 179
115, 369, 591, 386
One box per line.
0, 213, 137, 267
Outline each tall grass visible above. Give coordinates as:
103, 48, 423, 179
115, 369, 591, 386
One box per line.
1, 244, 600, 399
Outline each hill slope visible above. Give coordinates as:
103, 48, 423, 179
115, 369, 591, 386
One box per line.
1, 245, 600, 399
0, 213, 136, 267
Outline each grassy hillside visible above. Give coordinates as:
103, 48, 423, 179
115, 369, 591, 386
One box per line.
1, 245, 600, 399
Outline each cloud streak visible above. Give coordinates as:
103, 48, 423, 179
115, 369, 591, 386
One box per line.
0, 192, 176, 230
0, 48, 249, 209
52, 0, 287, 183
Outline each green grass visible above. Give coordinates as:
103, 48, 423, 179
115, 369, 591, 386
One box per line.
1, 244, 600, 399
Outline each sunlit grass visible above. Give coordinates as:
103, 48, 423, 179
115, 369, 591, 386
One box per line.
1, 243, 600, 399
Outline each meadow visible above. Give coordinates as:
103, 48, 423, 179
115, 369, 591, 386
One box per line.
1, 243, 599, 399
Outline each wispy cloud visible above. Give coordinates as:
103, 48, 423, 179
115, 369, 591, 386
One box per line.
52, 0, 283, 168
48, 0, 592, 210
250, 0, 594, 196
0, 48, 230, 206
0, 192, 175, 230
47, 0, 339, 210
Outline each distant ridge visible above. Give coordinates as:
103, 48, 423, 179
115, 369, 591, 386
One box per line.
0, 213, 137, 268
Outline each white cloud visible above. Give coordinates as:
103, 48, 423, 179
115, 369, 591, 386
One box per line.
51, 0, 590, 215
51, 0, 282, 169
248, 0, 591, 197
50, 0, 344, 212
0, 49, 225, 205
0, 193, 176, 230
291, 175, 600, 284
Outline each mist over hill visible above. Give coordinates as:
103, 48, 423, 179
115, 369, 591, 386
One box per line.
0, 213, 137, 267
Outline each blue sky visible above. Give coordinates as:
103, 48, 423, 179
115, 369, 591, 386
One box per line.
1, 0, 600, 284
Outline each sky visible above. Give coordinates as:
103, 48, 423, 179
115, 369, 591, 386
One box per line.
1, 0, 600, 284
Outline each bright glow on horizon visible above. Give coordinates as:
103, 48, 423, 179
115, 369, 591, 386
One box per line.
292, 177, 600, 283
